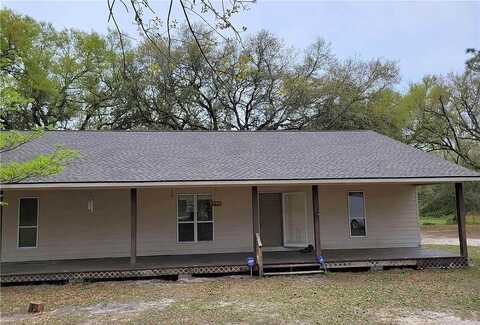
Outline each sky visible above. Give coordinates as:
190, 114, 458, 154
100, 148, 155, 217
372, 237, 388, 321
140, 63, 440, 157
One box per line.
3, 0, 479, 90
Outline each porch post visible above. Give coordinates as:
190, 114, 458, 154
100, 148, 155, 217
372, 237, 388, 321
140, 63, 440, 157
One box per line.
0, 190, 3, 260
130, 188, 137, 265
252, 186, 259, 254
455, 183, 468, 258
312, 185, 321, 257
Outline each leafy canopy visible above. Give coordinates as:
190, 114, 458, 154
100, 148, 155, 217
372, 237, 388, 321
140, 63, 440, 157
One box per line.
0, 130, 80, 184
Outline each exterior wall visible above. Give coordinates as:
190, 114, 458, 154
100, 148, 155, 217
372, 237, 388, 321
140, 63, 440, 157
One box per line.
1, 183, 420, 262
1, 189, 131, 262
138, 187, 252, 256
1, 187, 254, 262
319, 184, 421, 249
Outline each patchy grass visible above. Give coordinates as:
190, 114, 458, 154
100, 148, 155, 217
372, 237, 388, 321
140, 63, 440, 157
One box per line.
421, 214, 480, 226
421, 216, 454, 226
1, 246, 479, 324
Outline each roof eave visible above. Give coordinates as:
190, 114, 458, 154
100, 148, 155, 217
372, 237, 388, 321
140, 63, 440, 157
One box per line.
2, 176, 480, 190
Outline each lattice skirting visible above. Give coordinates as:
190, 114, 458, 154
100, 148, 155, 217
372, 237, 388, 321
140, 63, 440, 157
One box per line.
417, 256, 469, 269
1, 257, 469, 283
326, 256, 469, 270
325, 259, 418, 269
1, 265, 249, 283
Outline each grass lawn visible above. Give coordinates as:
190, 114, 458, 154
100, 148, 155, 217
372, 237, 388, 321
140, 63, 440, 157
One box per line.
1, 245, 479, 324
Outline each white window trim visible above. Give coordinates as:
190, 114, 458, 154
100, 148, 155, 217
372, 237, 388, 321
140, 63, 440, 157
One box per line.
17, 197, 39, 249
347, 191, 367, 238
176, 193, 214, 243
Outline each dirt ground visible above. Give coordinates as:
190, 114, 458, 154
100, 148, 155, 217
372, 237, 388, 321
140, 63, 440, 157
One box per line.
421, 224, 480, 246
1, 245, 479, 324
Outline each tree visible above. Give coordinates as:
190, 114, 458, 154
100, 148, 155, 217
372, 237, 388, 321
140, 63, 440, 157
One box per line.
0, 130, 79, 184
409, 51, 480, 220
0, 9, 39, 129
296, 58, 401, 134
418, 181, 480, 221
107, 0, 250, 78
118, 28, 402, 132
0, 9, 121, 130
1, 10, 405, 135
405, 72, 480, 170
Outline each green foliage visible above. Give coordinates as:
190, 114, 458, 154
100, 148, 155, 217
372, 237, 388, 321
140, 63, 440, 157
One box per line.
0, 146, 80, 183
0, 8, 476, 151
0, 8, 120, 130
404, 72, 480, 170
418, 182, 480, 219
420, 215, 480, 225
405, 70, 480, 218
418, 184, 456, 218
420, 216, 452, 226
0, 130, 79, 184
119, 29, 403, 131
0, 9, 406, 133
0, 129, 43, 150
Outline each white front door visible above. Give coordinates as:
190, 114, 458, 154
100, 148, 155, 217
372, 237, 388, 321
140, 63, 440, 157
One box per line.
282, 192, 308, 247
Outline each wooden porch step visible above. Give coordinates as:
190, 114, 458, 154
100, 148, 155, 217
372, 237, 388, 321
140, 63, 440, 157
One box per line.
264, 270, 324, 276
264, 263, 320, 268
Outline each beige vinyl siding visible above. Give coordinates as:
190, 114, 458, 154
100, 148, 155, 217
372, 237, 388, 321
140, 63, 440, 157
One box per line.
318, 184, 420, 249
1, 189, 131, 262
1, 184, 420, 262
138, 187, 253, 256
1, 187, 254, 262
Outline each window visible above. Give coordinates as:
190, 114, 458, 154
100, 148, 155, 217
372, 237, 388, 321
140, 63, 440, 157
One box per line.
177, 194, 213, 242
18, 198, 38, 248
348, 192, 366, 237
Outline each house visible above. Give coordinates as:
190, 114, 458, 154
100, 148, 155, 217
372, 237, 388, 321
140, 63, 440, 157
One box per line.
1, 130, 479, 282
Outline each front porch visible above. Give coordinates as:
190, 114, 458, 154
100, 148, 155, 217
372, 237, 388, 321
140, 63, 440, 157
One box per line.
0, 181, 471, 283
0, 247, 466, 283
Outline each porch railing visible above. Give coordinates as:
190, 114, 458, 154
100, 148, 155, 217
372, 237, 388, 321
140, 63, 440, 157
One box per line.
255, 232, 264, 277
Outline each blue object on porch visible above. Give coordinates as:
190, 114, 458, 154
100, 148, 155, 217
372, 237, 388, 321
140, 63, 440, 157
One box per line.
246, 257, 255, 267
316, 256, 325, 265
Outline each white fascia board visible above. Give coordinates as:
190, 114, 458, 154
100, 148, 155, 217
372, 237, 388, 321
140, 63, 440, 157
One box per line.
2, 177, 480, 190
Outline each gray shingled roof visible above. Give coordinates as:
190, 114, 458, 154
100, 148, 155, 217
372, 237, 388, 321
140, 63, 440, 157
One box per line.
1, 130, 479, 184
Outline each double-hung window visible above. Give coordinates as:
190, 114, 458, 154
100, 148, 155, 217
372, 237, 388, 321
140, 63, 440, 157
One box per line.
348, 192, 366, 237
177, 194, 213, 242
18, 198, 38, 248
